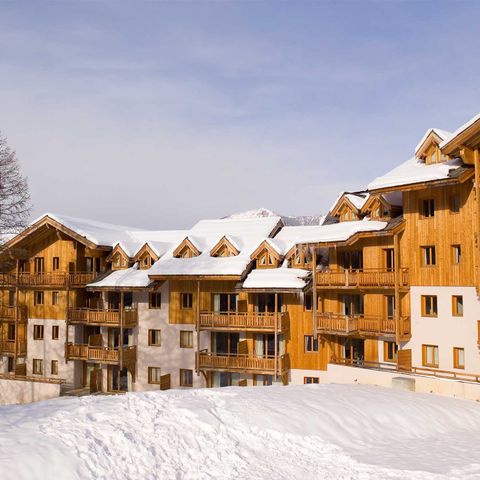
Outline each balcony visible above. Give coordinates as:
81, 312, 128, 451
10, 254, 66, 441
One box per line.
199, 311, 288, 332
198, 351, 289, 374
65, 343, 137, 365
67, 308, 138, 327
316, 268, 409, 289
316, 312, 407, 338
0, 341, 27, 356
0, 272, 98, 288
0, 305, 27, 322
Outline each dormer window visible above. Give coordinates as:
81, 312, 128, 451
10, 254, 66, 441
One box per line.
210, 236, 239, 258
173, 238, 201, 259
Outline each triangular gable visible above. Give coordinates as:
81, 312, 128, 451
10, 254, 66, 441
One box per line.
172, 237, 201, 258
415, 129, 448, 164
133, 243, 160, 269
210, 235, 240, 257
250, 240, 281, 262
361, 194, 391, 216
2, 214, 98, 251
106, 244, 131, 270
330, 195, 362, 221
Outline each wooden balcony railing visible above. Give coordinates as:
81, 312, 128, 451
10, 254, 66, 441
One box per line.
199, 311, 288, 332
316, 312, 402, 337
198, 352, 289, 374
65, 343, 137, 365
316, 268, 409, 288
0, 272, 98, 288
67, 308, 138, 327
0, 305, 27, 322
0, 341, 27, 356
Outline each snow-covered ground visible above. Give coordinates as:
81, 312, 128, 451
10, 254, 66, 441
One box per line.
1, 384, 480, 480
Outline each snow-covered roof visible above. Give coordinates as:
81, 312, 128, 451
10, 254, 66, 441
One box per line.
242, 267, 310, 290
269, 219, 387, 251
329, 191, 369, 215
30, 213, 186, 257
381, 191, 403, 207
440, 112, 480, 150
415, 128, 453, 155
87, 265, 151, 289
148, 216, 282, 277
367, 157, 464, 191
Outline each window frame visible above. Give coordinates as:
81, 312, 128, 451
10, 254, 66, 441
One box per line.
148, 366, 162, 384
52, 257, 60, 271
421, 199, 435, 218
422, 344, 439, 368
304, 335, 319, 353
148, 329, 162, 346
181, 293, 193, 310
421, 246, 436, 267
421, 295, 438, 317
33, 358, 43, 375
51, 359, 58, 375
180, 330, 193, 349
52, 291, 59, 306
33, 324, 44, 340
453, 347, 465, 370
51, 325, 59, 340
303, 377, 319, 384
149, 291, 162, 309
180, 368, 193, 387
34, 291, 45, 306
452, 244, 461, 265
452, 295, 464, 317
383, 341, 398, 363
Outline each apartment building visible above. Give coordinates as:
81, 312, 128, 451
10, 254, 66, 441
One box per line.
0, 111, 479, 395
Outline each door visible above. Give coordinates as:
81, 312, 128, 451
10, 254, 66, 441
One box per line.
212, 293, 238, 313
342, 295, 364, 316
256, 293, 282, 313
254, 334, 275, 358
110, 366, 128, 392
385, 249, 395, 271
213, 332, 239, 355
345, 339, 364, 363
89, 366, 102, 393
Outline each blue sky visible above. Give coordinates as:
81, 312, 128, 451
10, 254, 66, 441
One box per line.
1, 1, 479, 229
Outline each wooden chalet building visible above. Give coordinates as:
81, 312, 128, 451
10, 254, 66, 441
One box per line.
1, 111, 480, 395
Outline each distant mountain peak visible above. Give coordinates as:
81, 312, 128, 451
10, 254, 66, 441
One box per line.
226, 208, 325, 226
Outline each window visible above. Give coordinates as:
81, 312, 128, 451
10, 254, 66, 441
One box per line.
148, 329, 161, 346
304, 377, 319, 384
51, 325, 59, 340
52, 291, 59, 306
180, 369, 193, 387
450, 194, 461, 213
452, 296, 464, 317
149, 292, 161, 309
421, 199, 435, 218
383, 341, 398, 362
304, 335, 319, 352
148, 367, 162, 384
422, 344, 439, 368
34, 291, 44, 305
33, 359, 43, 375
52, 257, 60, 271
7, 324, 15, 341
385, 295, 395, 319
34, 257, 44, 273
7, 357, 14, 373
51, 360, 58, 375
85, 257, 94, 272
452, 245, 461, 265
8, 290, 15, 307
421, 246, 436, 266
304, 293, 313, 311
453, 347, 465, 369
33, 324, 44, 340
384, 248, 395, 270
180, 331, 193, 348
421, 295, 438, 317
181, 293, 193, 310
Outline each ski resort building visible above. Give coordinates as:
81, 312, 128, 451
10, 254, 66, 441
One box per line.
1, 111, 480, 398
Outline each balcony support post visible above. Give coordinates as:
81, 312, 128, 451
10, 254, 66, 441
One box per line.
65, 277, 70, 364
119, 291, 124, 371
394, 232, 400, 346
196, 280, 200, 376
14, 259, 19, 367
274, 293, 278, 381
311, 246, 317, 337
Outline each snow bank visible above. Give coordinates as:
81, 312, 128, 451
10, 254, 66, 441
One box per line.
242, 267, 310, 289
1, 385, 480, 480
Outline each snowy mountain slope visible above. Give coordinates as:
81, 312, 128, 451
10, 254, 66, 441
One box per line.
226, 208, 325, 226
1, 384, 480, 480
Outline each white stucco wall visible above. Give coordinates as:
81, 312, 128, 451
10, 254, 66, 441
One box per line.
0, 378, 61, 405
405, 286, 480, 373
133, 283, 205, 392
26, 319, 75, 384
